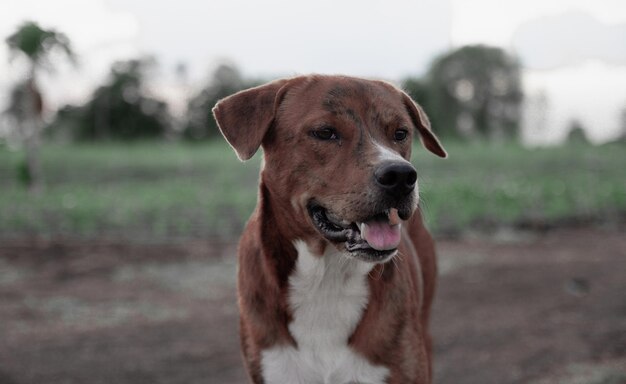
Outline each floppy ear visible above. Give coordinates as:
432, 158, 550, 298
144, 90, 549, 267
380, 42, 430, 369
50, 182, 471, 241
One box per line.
401, 93, 448, 158
212, 79, 290, 161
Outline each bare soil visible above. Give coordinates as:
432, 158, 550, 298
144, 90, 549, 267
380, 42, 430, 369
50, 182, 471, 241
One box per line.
0, 227, 624, 384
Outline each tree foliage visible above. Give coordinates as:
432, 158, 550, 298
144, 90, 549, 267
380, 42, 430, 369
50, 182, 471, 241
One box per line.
3, 81, 43, 125
183, 63, 258, 140
566, 120, 590, 145
5, 21, 75, 191
6, 21, 75, 70
51, 58, 171, 140
405, 45, 523, 140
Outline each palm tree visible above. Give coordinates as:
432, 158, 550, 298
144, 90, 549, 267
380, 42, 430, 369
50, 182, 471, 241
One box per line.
5, 21, 75, 191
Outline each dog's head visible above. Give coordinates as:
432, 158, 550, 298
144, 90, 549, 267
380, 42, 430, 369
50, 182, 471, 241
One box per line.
214, 75, 446, 262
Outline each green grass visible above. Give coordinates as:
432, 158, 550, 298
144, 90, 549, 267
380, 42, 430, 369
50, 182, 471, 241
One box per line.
413, 141, 626, 233
0, 140, 624, 240
0, 141, 261, 239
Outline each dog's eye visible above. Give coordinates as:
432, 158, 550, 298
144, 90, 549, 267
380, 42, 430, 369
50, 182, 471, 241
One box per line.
311, 127, 339, 141
394, 129, 409, 142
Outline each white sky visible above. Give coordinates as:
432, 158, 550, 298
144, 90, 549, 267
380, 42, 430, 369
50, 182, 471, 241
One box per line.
451, 0, 626, 47
1, 0, 625, 141
105, 0, 452, 80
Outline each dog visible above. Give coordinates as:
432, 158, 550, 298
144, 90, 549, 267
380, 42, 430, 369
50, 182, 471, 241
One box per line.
213, 75, 447, 384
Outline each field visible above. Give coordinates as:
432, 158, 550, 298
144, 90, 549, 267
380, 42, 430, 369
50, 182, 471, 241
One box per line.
1, 140, 624, 239
1, 228, 625, 384
1, 140, 625, 383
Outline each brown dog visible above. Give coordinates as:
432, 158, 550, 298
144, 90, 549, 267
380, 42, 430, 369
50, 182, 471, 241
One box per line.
213, 75, 446, 384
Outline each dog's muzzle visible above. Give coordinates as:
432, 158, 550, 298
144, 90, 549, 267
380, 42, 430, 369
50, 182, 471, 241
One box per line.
306, 161, 418, 262
307, 202, 407, 262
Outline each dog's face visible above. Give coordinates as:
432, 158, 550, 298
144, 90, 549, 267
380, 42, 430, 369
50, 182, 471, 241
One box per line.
214, 75, 446, 262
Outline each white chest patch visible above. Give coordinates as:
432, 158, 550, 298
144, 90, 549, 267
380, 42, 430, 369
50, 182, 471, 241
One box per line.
261, 241, 389, 384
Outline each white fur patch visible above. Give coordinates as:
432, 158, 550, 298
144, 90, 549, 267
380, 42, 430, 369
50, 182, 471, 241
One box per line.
261, 241, 389, 384
373, 141, 407, 163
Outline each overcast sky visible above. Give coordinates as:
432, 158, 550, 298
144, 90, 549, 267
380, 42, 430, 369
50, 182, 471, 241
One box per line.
1, 0, 625, 141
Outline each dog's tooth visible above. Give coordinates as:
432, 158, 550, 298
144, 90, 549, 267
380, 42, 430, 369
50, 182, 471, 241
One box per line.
388, 208, 401, 225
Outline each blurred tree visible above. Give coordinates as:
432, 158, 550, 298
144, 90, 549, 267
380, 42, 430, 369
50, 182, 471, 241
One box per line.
3, 81, 41, 126
169, 61, 190, 136
5, 21, 75, 191
566, 120, 590, 145
52, 58, 172, 140
426, 45, 523, 140
620, 107, 626, 143
184, 63, 255, 140
175, 61, 189, 84
45, 104, 84, 141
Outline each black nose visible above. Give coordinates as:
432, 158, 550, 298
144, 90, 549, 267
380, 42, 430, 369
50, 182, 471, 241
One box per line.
374, 162, 417, 198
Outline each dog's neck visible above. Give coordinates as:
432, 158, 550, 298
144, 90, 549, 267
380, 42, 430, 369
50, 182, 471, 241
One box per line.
253, 181, 304, 288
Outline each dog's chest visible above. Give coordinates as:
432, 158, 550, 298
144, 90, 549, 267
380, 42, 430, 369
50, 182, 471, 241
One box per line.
261, 241, 389, 384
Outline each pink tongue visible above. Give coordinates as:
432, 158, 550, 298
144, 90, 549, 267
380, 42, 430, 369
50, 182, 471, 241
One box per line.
360, 220, 402, 251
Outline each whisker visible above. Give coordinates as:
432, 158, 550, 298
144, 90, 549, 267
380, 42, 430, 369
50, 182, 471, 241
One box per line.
395, 251, 408, 270
391, 256, 400, 271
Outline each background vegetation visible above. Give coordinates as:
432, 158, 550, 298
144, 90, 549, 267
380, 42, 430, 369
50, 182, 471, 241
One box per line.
1, 140, 624, 240
2, 21, 625, 241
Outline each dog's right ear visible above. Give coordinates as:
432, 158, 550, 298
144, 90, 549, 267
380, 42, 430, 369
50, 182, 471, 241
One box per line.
213, 79, 290, 161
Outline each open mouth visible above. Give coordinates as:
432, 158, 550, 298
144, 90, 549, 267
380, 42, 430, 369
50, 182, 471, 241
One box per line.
307, 202, 405, 262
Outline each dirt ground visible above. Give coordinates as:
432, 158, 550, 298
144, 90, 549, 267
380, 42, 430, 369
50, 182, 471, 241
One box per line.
0, 226, 625, 384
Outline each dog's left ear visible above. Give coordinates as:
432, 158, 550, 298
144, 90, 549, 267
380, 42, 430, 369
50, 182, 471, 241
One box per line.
401, 93, 448, 158
213, 79, 290, 161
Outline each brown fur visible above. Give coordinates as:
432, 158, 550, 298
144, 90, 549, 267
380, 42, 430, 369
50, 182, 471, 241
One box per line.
213, 75, 446, 383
